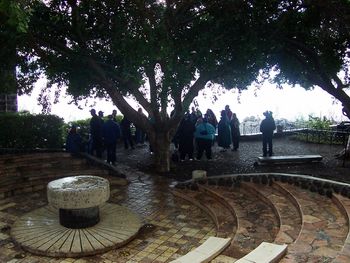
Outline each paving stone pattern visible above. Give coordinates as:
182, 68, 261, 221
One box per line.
1, 137, 350, 263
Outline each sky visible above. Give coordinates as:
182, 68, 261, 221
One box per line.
17, 79, 346, 123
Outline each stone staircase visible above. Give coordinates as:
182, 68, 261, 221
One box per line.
172, 173, 350, 262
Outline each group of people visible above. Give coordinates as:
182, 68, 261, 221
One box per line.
66, 108, 146, 165
66, 105, 277, 165
175, 106, 277, 161
175, 105, 242, 161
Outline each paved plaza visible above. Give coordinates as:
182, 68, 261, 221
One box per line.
1, 137, 350, 262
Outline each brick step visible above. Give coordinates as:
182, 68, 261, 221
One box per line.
0, 152, 72, 164
199, 185, 279, 258
243, 182, 302, 245
0, 169, 110, 197
276, 182, 348, 262
0, 157, 87, 172
171, 188, 237, 238
0, 165, 103, 186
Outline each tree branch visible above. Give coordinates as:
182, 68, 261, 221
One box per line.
182, 74, 210, 110
87, 57, 152, 131
145, 65, 161, 120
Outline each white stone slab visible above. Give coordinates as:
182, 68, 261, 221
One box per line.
192, 170, 207, 180
170, 236, 231, 263
236, 242, 287, 263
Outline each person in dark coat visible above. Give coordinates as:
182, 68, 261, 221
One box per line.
135, 108, 146, 145
206, 108, 218, 129
217, 110, 232, 151
89, 109, 103, 157
260, 111, 276, 156
189, 106, 198, 124
120, 115, 135, 149
225, 105, 233, 121
177, 114, 196, 161
65, 125, 82, 154
103, 115, 121, 165
230, 113, 240, 151
112, 109, 118, 122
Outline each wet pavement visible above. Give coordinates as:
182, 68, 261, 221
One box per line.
118, 137, 348, 183
1, 137, 350, 262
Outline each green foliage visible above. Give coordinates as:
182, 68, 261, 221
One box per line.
292, 115, 341, 144
0, 112, 64, 149
307, 116, 332, 130
0, 0, 35, 93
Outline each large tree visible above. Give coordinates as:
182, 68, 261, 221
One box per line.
16, 0, 265, 172
7, 0, 350, 172
0, 0, 34, 93
267, 0, 350, 117
210, 0, 350, 116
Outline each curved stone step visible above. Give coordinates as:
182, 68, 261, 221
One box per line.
243, 182, 302, 245
332, 194, 350, 263
275, 182, 348, 262
171, 188, 237, 238
200, 185, 279, 258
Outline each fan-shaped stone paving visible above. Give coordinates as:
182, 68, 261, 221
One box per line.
2, 153, 350, 262
243, 182, 302, 245
199, 185, 279, 258
171, 188, 237, 238
275, 182, 348, 262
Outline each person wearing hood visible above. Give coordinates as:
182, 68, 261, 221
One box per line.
194, 115, 216, 160
260, 111, 276, 157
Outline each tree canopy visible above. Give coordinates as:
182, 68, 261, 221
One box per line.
1, 0, 349, 171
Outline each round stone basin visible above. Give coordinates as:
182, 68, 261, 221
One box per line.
12, 175, 142, 257
47, 175, 110, 228
47, 175, 110, 209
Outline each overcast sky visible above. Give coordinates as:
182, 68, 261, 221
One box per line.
18, 79, 345, 123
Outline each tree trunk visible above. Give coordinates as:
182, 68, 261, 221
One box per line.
149, 130, 172, 173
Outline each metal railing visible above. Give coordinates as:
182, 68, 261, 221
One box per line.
292, 129, 350, 146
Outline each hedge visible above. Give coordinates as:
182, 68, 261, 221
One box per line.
0, 112, 64, 149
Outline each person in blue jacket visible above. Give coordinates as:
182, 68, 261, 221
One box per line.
103, 115, 121, 165
194, 116, 216, 160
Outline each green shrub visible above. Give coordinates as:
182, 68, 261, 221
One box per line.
307, 116, 332, 130
0, 112, 64, 149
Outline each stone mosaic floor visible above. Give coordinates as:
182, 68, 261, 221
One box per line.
0, 173, 216, 263
2, 150, 350, 262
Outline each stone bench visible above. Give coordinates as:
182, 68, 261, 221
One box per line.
47, 175, 110, 228
258, 155, 323, 165
235, 242, 287, 263
170, 236, 231, 263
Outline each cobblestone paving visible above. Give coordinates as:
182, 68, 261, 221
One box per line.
118, 137, 348, 183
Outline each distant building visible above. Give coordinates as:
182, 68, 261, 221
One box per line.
0, 93, 18, 112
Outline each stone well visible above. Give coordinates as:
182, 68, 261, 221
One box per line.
11, 175, 142, 257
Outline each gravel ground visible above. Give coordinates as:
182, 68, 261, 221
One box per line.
116, 136, 350, 184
